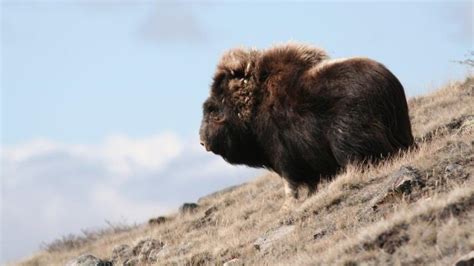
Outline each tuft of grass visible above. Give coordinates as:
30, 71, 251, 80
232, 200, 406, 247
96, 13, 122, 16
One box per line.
40, 220, 136, 253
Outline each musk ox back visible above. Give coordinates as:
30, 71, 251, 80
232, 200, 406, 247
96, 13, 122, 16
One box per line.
199, 43, 414, 209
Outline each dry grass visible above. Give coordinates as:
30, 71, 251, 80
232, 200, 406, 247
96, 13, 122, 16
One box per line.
40, 221, 136, 253
13, 76, 474, 265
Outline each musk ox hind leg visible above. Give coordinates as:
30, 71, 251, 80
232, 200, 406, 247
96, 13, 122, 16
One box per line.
280, 178, 300, 212
306, 181, 318, 197
281, 178, 320, 211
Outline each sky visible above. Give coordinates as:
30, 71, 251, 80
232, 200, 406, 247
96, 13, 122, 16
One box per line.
1, 0, 472, 263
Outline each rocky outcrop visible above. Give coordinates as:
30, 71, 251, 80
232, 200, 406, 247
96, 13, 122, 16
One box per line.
180, 203, 199, 214
148, 216, 167, 226
66, 254, 111, 266
254, 225, 295, 252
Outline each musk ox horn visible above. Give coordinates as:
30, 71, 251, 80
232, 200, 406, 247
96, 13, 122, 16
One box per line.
245, 62, 251, 76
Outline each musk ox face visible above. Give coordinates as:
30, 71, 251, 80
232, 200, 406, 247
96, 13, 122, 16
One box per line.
199, 49, 265, 167
199, 96, 250, 162
199, 95, 237, 156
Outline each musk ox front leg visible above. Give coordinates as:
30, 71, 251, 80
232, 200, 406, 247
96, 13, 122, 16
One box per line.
281, 178, 299, 211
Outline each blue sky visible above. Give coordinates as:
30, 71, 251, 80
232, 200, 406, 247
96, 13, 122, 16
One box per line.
1, 0, 472, 263
2, 1, 471, 145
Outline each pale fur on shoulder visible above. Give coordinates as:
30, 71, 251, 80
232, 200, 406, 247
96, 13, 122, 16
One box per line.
307, 57, 370, 77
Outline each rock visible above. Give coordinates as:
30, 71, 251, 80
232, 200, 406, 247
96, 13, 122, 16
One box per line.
137, 253, 148, 263
420, 115, 474, 142
180, 203, 199, 214
455, 250, 474, 266
111, 244, 133, 263
148, 248, 163, 262
459, 116, 474, 134
223, 258, 243, 266
177, 242, 192, 255
313, 229, 327, 240
123, 257, 139, 266
445, 163, 463, 173
148, 216, 167, 225
359, 166, 422, 216
132, 238, 164, 262
390, 166, 423, 194
66, 254, 111, 266
204, 206, 218, 216
188, 205, 218, 230
254, 225, 295, 251
187, 251, 213, 265
146, 243, 170, 260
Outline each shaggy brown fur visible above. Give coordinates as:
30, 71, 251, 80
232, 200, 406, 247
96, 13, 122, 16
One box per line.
199, 43, 414, 205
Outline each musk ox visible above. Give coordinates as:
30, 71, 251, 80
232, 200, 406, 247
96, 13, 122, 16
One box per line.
199, 43, 414, 209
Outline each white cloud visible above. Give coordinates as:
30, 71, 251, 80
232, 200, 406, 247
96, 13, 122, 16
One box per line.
2, 138, 59, 162
0, 132, 261, 263
3, 132, 182, 184
99, 133, 182, 177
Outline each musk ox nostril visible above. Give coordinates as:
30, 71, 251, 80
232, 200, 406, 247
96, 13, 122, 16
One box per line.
200, 140, 211, 151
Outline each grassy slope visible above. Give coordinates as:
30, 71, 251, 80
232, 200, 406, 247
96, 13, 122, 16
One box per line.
17, 77, 474, 265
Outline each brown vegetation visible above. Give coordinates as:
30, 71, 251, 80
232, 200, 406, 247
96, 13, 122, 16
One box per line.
14, 76, 474, 265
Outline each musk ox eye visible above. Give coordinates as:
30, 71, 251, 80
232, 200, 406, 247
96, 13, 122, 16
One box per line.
205, 104, 226, 123
209, 110, 225, 123
205, 104, 218, 114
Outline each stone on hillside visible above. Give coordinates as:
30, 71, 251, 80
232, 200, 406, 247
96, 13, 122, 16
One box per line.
188, 251, 213, 265
111, 244, 133, 263
148, 216, 167, 226
420, 115, 474, 142
363, 166, 422, 213
204, 205, 218, 216
254, 225, 295, 251
177, 242, 192, 255
313, 228, 327, 240
459, 116, 474, 134
390, 166, 423, 194
66, 254, 111, 266
180, 202, 199, 214
223, 258, 243, 266
123, 257, 139, 266
445, 163, 463, 173
455, 251, 474, 266
132, 238, 164, 262
148, 248, 163, 262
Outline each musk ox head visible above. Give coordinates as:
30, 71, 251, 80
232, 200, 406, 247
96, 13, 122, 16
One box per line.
199, 48, 265, 167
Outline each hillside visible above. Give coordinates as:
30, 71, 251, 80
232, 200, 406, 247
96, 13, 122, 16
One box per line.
16, 76, 473, 265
